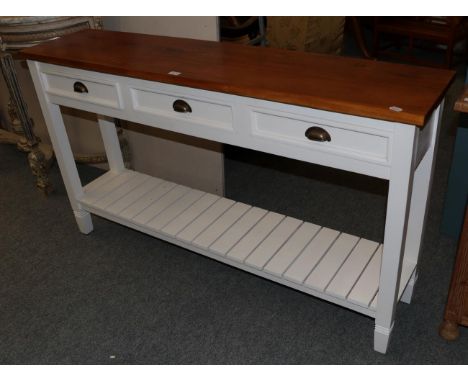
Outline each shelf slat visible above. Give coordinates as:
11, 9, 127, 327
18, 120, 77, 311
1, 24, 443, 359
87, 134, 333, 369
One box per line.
132, 184, 189, 225
283, 228, 340, 284
210, 207, 267, 256
176, 198, 236, 243
162, 193, 220, 237
78, 169, 414, 317
347, 245, 383, 307
120, 180, 176, 219
227, 212, 284, 262
81, 171, 135, 205
304, 233, 360, 292
94, 172, 149, 210
147, 189, 205, 231
326, 239, 379, 300
192, 202, 250, 249
245, 216, 302, 270
106, 176, 164, 215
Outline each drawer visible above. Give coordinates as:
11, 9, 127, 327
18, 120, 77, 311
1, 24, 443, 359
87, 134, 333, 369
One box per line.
41, 71, 123, 110
250, 110, 391, 164
129, 86, 233, 132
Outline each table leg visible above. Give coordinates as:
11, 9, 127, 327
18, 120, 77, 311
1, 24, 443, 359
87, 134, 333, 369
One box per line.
28, 60, 92, 234
374, 124, 417, 353
400, 104, 443, 303
97, 116, 125, 173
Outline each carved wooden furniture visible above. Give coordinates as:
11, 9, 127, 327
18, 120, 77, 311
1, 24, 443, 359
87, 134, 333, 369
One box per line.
373, 16, 468, 68
440, 205, 468, 340
0, 16, 104, 193
22, 29, 454, 353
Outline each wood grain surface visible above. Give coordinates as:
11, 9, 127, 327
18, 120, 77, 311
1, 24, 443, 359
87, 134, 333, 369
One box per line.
21, 29, 455, 126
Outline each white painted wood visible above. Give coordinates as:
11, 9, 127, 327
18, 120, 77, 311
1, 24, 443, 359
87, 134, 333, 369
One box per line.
304, 233, 359, 292
77, 170, 384, 317
41, 70, 123, 109
27, 60, 93, 234
326, 239, 379, 299
120, 181, 176, 219
245, 217, 302, 270
73, 210, 93, 235
226, 212, 284, 262
29, 58, 446, 354
131, 87, 234, 132
106, 176, 163, 215
400, 270, 418, 304
147, 189, 205, 231
283, 228, 340, 284
162, 193, 220, 237
374, 123, 417, 354
347, 245, 383, 307
132, 184, 190, 225
80, 171, 136, 205
93, 172, 148, 210
79, 195, 378, 318
370, 261, 416, 310
83, 171, 116, 193
264, 222, 321, 277
192, 203, 251, 248
252, 111, 390, 164
176, 198, 235, 243
210, 207, 267, 256
400, 104, 443, 302
35, 62, 398, 180
97, 116, 125, 173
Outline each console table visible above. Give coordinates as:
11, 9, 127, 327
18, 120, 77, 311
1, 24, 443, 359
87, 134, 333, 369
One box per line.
21, 29, 454, 353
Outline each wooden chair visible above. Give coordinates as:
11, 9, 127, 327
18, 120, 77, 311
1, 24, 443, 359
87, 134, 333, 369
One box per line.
373, 16, 468, 67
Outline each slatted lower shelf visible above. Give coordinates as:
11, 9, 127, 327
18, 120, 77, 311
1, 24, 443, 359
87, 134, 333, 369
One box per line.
79, 169, 416, 317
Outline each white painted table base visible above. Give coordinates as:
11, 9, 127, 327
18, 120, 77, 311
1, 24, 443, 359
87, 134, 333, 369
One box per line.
27, 60, 443, 354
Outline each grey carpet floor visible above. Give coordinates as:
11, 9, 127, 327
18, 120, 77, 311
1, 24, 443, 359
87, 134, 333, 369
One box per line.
1, 76, 468, 364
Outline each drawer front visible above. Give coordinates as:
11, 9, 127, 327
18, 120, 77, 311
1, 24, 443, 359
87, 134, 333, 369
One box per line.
129, 86, 233, 132
251, 110, 390, 164
42, 71, 123, 109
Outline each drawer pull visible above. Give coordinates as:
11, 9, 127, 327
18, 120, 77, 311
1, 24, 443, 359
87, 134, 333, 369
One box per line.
73, 81, 88, 93
173, 99, 192, 113
305, 126, 331, 142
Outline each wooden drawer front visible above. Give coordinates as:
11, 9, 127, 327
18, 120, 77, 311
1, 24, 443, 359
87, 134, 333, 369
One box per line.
130, 87, 233, 132
251, 110, 390, 164
42, 71, 123, 109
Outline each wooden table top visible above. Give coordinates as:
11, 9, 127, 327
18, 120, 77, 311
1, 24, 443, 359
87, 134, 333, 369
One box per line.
20, 29, 455, 126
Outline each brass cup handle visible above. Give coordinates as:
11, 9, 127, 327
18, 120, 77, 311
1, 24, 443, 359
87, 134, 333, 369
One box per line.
173, 99, 192, 113
73, 81, 88, 93
305, 126, 331, 142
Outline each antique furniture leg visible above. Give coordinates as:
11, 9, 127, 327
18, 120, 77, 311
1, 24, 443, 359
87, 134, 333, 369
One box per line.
0, 16, 131, 194
439, 205, 468, 340
1, 53, 53, 193
374, 124, 417, 353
